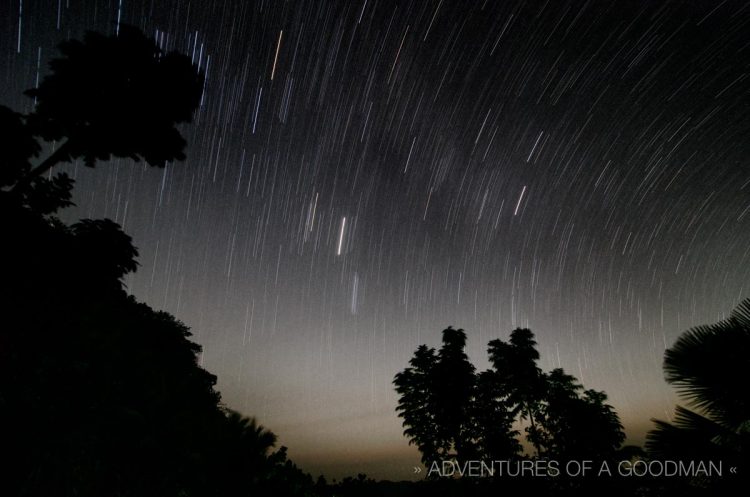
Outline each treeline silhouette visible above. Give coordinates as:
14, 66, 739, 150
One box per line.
394, 327, 634, 495
0, 26, 318, 497
393, 309, 749, 495
394, 327, 626, 468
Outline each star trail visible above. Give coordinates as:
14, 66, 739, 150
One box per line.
2, 0, 749, 480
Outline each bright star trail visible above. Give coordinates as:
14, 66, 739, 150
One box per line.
2, 0, 749, 481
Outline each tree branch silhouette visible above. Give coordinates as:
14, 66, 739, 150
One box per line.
10, 139, 73, 194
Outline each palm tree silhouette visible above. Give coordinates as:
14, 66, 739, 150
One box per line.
647, 299, 750, 463
224, 410, 279, 463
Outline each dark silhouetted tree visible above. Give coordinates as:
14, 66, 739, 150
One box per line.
487, 328, 547, 456
0, 26, 315, 497
470, 369, 521, 461
206, 411, 315, 496
647, 299, 750, 466
488, 329, 624, 459
394, 344, 441, 467
0, 106, 74, 214
14, 25, 203, 190
538, 369, 624, 460
432, 327, 477, 463
394, 328, 479, 469
395, 327, 625, 470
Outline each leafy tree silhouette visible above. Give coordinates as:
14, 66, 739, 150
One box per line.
394, 328, 480, 470
488, 329, 624, 460
537, 369, 624, 460
432, 327, 477, 464
395, 327, 625, 472
647, 299, 750, 468
13, 25, 203, 191
0, 26, 315, 497
470, 368, 521, 461
206, 411, 316, 496
394, 344, 441, 468
0, 106, 74, 214
487, 328, 548, 456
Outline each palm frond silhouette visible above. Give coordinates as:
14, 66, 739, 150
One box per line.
647, 299, 750, 461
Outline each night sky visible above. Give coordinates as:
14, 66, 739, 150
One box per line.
2, 0, 749, 481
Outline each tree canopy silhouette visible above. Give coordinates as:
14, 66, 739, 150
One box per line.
8, 24, 203, 196
0, 27, 315, 497
394, 328, 480, 469
394, 327, 625, 473
393, 344, 442, 467
486, 328, 548, 456
647, 299, 750, 469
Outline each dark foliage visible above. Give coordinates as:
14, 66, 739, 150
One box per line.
0, 26, 316, 497
538, 369, 624, 460
432, 328, 477, 463
394, 344, 442, 467
647, 300, 750, 489
394, 327, 625, 472
0, 106, 40, 184
486, 328, 548, 455
470, 369, 521, 462
25, 25, 204, 170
